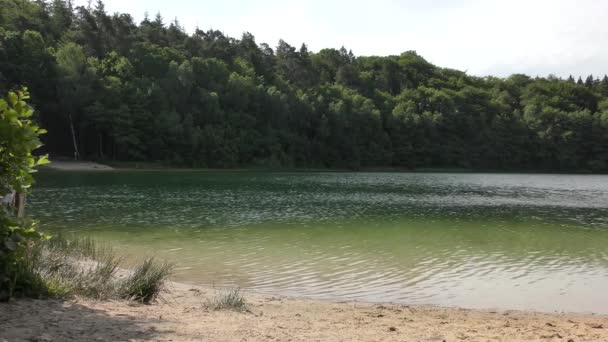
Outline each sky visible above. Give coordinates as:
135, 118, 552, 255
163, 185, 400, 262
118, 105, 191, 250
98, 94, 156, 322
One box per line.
75, 0, 608, 78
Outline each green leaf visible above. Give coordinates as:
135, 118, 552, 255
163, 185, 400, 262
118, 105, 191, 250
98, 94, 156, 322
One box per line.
37, 155, 50, 166
5, 109, 17, 120
23, 108, 34, 118
7, 92, 17, 106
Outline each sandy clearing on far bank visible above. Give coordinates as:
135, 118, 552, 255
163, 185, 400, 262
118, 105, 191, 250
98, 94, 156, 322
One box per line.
1, 282, 607, 342
42, 161, 114, 171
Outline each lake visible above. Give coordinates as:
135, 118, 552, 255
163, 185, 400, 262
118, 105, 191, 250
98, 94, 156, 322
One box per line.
29, 171, 608, 313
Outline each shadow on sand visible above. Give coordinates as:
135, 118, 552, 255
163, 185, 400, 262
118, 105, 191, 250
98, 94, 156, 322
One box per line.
0, 299, 169, 341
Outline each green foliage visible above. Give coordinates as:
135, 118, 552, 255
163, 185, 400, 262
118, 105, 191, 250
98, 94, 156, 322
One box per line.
0, 87, 48, 301
8, 235, 173, 302
1, 0, 608, 172
120, 258, 173, 304
15, 235, 121, 299
0, 88, 48, 194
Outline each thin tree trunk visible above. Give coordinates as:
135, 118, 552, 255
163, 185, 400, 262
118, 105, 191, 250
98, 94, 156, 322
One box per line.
15, 193, 26, 218
69, 112, 80, 160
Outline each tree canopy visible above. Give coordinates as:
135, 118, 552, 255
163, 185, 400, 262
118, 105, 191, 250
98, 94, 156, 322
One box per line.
1, 0, 608, 171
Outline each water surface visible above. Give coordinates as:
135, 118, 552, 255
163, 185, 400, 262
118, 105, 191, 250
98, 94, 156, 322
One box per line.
30, 172, 608, 313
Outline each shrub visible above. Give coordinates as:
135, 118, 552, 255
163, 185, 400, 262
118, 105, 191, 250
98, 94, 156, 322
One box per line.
205, 287, 247, 311
10, 235, 172, 302
120, 258, 173, 304
0, 87, 49, 301
11, 236, 119, 299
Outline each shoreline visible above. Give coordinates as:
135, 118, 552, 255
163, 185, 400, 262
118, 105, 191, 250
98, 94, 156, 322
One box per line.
41, 160, 114, 171
40, 160, 607, 175
1, 281, 607, 341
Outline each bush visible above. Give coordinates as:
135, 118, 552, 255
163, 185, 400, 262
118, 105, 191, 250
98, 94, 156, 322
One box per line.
120, 258, 173, 304
205, 287, 247, 311
0, 87, 48, 301
8, 235, 172, 302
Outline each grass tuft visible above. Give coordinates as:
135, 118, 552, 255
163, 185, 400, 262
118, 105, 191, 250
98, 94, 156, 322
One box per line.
12, 235, 172, 302
120, 258, 173, 304
205, 287, 247, 311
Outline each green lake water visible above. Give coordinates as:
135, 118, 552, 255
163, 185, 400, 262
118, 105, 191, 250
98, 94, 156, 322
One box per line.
29, 171, 608, 313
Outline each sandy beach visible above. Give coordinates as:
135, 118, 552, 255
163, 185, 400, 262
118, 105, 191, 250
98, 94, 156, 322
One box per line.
1, 281, 607, 342
42, 161, 114, 171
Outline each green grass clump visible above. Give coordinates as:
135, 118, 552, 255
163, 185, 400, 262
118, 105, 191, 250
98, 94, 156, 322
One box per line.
205, 287, 247, 311
120, 258, 173, 304
11, 235, 172, 303
44, 235, 100, 259
33, 236, 122, 299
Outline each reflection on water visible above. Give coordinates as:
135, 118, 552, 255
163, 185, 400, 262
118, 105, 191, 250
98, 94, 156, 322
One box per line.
30, 172, 608, 313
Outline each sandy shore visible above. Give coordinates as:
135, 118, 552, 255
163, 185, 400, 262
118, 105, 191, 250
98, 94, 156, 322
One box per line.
42, 161, 114, 171
1, 282, 607, 342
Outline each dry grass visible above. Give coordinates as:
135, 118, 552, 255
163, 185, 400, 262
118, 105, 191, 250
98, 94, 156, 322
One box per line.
205, 287, 248, 311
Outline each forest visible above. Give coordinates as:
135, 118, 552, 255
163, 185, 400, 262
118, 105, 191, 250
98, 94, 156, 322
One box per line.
1, 0, 608, 171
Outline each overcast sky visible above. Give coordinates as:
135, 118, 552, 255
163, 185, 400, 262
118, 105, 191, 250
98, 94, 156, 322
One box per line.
75, 0, 608, 78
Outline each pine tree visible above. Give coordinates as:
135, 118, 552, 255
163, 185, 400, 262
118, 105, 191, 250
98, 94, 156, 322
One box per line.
585, 74, 594, 88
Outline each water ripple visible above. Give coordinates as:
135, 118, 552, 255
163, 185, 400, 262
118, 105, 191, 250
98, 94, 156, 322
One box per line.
27, 171, 608, 313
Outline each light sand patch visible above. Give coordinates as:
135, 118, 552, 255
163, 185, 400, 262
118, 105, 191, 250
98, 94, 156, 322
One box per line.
43, 161, 114, 171
1, 282, 606, 342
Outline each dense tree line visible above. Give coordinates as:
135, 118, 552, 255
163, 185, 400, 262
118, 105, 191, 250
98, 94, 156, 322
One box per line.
1, 0, 608, 171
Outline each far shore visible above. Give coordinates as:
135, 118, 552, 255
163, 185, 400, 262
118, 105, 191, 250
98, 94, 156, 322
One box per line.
1, 280, 607, 341
42, 160, 115, 171
40, 159, 606, 175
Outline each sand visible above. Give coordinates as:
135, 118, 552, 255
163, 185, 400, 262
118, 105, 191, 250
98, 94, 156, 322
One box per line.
42, 161, 114, 171
1, 281, 607, 342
